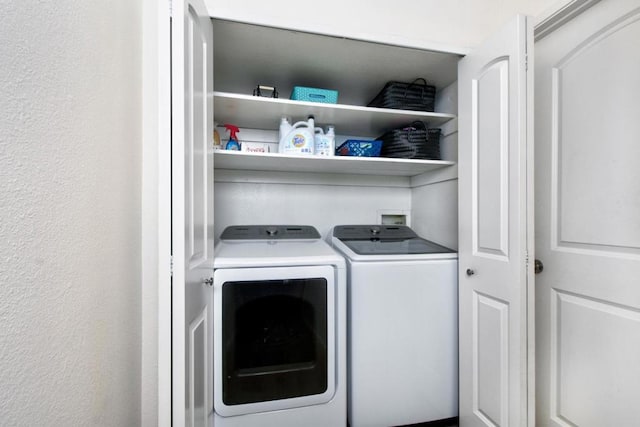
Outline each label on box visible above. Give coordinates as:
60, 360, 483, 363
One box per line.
241, 142, 271, 153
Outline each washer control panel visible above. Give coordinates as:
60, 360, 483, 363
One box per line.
333, 225, 418, 240
220, 225, 321, 240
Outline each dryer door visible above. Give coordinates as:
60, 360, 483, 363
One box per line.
213, 265, 336, 417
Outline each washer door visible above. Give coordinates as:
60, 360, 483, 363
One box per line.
213, 265, 336, 417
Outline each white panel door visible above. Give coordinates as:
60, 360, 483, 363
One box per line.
171, 1, 214, 426
535, 1, 640, 425
458, 15, 534, 427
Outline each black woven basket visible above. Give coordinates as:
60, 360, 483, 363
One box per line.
367, 78, 436, 112
378, 122, 441, 160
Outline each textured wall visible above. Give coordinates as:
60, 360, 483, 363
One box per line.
0, 1, 142, 426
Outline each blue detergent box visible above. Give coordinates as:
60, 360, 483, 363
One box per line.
290, 86, 339, 104
335, 140, 382, 157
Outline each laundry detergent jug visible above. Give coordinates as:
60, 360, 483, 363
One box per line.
279, 116, 315, 155
314, 125, 335, 156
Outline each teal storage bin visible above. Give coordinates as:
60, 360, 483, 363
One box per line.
290, 86, 339, 104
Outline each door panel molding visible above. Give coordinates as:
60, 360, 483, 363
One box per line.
550, 289, 640, 426
186, 6, 212, 268
473, 292, 509, 426
473, 58, 510, 260
189, 309, 208, 427
550, 8, 640, 259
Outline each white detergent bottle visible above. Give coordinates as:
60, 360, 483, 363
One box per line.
314, 126, 325, 154
315, 125, 335, 156
279, 116, 315, 155
278, 117, 292, 153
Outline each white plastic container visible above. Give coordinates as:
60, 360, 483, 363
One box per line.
315, 125, 335, 156
278, 117, 291, 145
279, 116, 315, 155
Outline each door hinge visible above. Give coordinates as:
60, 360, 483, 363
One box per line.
168, 0, 173, 17
525, 54, 529, 71
170, 255, 174, 276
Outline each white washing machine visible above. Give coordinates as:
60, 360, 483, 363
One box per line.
212, 225, 346, 427
330, 225, 458, 427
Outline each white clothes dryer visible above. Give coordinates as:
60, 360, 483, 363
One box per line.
212, 225, 346, 427
330, 225, 459, 427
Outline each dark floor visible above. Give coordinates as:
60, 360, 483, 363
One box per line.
348, 417, 458, 427
401, 417, 458, 427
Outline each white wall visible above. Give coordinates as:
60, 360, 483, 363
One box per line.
214, 174, 412, 239
412, 180, 459, 250
0, 1, 142, 425
410, 82, 459, 249
206, 0, 559, 51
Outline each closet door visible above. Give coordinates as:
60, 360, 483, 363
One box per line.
458, 15, 534, 427
535, 1, 640, 425
171, 0, 215, 426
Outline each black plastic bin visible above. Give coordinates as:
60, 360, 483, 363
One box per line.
367, 78, 436, 112
378, 122, 441, 160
